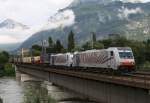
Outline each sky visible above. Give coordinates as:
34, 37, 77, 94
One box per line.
0, 0, 150, 44
0, 0, 73, 44
0, 0, 73, 26
121, 0, 150, 3
0, 0, 148, 26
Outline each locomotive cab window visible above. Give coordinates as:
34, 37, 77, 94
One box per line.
110, 51, 114, 57
119, 51, 133, 59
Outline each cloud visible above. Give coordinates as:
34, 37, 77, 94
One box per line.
118, 7, 143, 20
0, 35, 18, 44
120, 0, 150, 3
0, 28, 34, 44
0, 9, 75, 44
0, 0, 74, 44
0, 0, 73, 26
43, 10, 75, 30
0, 0, 149, 44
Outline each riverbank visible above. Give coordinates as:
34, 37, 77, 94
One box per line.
0, 77, 57, 103
0, 63, 15, 77
0, 77, 95, 103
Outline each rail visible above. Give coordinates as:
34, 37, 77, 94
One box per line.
16, 64, 150, 90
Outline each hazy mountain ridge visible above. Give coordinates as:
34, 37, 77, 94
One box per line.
0, 19, 31, 51
19, 0, 150, 49
0, 43, 21, 51
0, 19, 29, 30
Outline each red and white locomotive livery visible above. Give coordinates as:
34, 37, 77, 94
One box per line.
73, 47, 135, 72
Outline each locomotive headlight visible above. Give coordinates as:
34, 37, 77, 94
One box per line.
120, 61, 135, 65
131, 62, 135, 65
129, 61, 135, 65
120, 62, 124, 65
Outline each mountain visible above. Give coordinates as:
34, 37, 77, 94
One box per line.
0, 19, 30, 51
70, 0, 116, 6
0, 19, 29, 30
20, 0, 150, 49
0, 43, 21, 51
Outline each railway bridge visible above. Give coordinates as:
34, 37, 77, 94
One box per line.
15, 64, 150, 103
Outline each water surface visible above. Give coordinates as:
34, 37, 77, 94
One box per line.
0, 77, 95, 103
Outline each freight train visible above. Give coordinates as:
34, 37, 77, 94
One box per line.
12, 47, 135, 72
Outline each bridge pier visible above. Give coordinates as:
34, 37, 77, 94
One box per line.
20, 73, 42, 82
15, 66, 42, 82
45, 81, 90, 102
15, 69, 21, 81
49, 73, 150, 103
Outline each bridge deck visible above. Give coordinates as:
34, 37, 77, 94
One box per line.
17, 64, 150, 90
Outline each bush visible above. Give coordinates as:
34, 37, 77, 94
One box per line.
142, 61, 150, 70
23, 83, 57, 103
0, 69, 4, 77
4, 63, 15, 76
0, 97, 3, 103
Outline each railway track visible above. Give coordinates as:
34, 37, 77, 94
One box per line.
17, 63, 150, 81
17, 64, 150, 89
135, 71, 150, 75
127, 71, 150, 80
74, 68, 150, 81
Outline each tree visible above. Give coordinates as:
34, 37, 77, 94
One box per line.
47, 36, 55, 53
147, 39, 150, 44
93, 42, 104, 49
68, 30, 75, 52
0, 97, 3, 103
31, 45, 42, 56
145, 39, 150, 61
82, 41, 92, 50
0, 51, 9, 64
54, 40, 64, 53
48, 36, 53, 47
92, 32, 96, 43
2, 51, 9, 58
82, 41, 104, 50
98, 38, 112, 49
73, 46, 82, 51
32, 45, 42, 51
32, 50, 41, 56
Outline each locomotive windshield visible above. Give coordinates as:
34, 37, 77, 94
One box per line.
119, 51, 133, 59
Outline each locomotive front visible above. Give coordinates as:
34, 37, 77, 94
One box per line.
117, 47, 135, 72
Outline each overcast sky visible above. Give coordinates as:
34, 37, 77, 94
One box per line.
122, 0, 150, 2
0, 0, 150, 26
0, 0, 150, 44
0, 0, 73, 26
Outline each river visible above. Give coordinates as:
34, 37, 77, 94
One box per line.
0, 77, 95, 103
